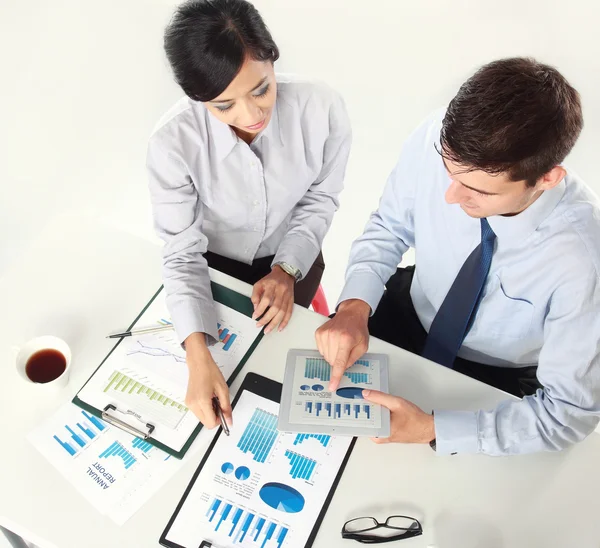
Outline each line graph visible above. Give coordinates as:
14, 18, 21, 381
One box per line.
126, 340, 186, 363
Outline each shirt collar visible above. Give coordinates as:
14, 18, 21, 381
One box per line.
208, 109, 238, 163
207, 98, 284, 163
253, 98, 284, 148
487, 177, 566, 246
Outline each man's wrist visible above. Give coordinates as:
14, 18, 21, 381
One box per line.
420, 413, 436, 445
337, 299, 371, 321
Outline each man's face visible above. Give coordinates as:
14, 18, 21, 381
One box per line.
443, 157, 542, 218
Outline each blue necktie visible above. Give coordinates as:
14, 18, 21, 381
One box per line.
421, 218, 496, 368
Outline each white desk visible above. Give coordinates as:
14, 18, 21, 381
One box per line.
1, 215, 600, 548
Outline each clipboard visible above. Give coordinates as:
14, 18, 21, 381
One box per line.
72, 281, 264, 459
159, 372, 356, 548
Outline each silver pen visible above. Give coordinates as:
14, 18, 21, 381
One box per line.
106, 324, 175, 339
212, 397, 230, 436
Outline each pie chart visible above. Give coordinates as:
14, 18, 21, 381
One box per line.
235, 466, 251, 480
221, 462, 234, 474
336, 387, 364, 399
259, 482, 305, 513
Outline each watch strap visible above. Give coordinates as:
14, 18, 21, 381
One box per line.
274, 261, 301, 281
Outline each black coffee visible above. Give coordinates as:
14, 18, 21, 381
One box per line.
25, 349, 67, 383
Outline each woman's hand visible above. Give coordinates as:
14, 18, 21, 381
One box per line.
251, 266, 295, 333
184, 333, 232, 428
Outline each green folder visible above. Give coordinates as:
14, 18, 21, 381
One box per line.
72, 281, 264, 459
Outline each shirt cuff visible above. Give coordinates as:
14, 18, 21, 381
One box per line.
433, 409, 480, 454
273, 236, 320, 281
167, 295, 219, 347
336, 270, 386, 316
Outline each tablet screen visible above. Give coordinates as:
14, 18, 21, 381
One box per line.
162, 389, 353, 548
278, 351, 390, 438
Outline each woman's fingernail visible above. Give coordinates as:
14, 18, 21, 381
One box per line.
362, 389, 371, 397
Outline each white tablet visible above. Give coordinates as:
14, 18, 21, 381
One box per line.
278, 350, 390, 438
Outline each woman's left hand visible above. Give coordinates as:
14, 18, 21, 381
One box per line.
251, 266, 295, 333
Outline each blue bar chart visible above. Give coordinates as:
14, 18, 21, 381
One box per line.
304, 358, 331, 381
99, 441, 137, 470
293, 433, 331, 447
53, 410, 107, 457
217, 323, 238, 352
304, 401, 373, 421
237, 409, 278, 463
132, 437, 153, 453
304, 358, 372, 385
284, 450, 317, 481
344, 371, 370, 384
206, 497, 289, 547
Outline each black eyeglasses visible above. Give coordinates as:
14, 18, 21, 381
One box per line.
342, 515, 423, 544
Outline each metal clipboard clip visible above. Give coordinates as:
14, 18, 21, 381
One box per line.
101, 404, 156, 439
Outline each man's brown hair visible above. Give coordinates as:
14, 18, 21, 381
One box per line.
441, 57, 583, 186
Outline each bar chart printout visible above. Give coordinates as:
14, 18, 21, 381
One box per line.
217, 323, 238, 352
163, 390, 355, 548
237, 408, 278, 463
205, 497, 289, 547
284, 451, 317, 481
102, 370, 188, 429
53, 410, 107, 457
293, 433, 330, 447
132, 437, 153, 453
28, 404, 185, 525
99, 441, 137, 470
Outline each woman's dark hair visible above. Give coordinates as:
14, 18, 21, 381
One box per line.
440, 57, 583, 186
164, 0, 279, 102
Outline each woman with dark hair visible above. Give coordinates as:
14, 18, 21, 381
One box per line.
147, 0, 351, 428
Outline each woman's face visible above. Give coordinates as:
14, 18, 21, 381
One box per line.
205, 58, 277, 140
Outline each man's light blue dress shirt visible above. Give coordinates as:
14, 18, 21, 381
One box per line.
339, 111, 600, 456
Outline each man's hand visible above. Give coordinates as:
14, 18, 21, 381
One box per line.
363, 390, 435, 444
251, 266, 295, 334
315, 299, 371, 391
184, 333, 232, 428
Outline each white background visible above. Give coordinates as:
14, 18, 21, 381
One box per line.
2, 0, 599, 303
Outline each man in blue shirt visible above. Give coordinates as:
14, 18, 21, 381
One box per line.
316, 58, 600, 456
